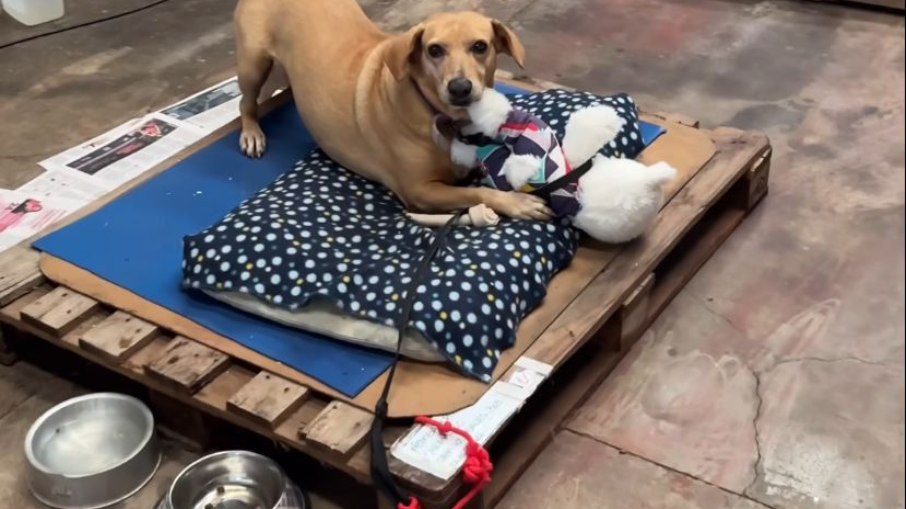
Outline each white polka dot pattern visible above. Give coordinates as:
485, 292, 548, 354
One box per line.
509, 89, 646, 160
183, 148, 578, 381
182, 89, 640, 381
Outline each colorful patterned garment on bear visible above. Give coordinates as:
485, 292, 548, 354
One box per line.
470, 90, 647, 219
473, 107, 583, 217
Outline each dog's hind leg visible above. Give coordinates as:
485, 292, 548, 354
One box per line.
234, 3, 274, 158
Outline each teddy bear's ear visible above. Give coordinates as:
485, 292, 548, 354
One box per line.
384, 25, 425, 81
491, 20, 526, 69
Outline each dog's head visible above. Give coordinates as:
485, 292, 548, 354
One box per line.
384, 11, 525, 111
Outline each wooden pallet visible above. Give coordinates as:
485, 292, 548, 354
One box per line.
0, 74, 771, 509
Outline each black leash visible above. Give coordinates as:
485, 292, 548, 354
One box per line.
526, 158, 594, 201
370, 209, 467, 509
369, 144, 591, 505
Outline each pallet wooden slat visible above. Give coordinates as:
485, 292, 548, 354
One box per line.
79, 311, 159, 362
739, 149, 771, 211
303, 401, 373, 458
227, 371, 310, 428
0, 246, 44, 307
617, 273, 655, 351
145, 336, 230, 393
653, 111, 700, 128
20, 286, 99, 336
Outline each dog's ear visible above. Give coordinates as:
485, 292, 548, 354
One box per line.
491, 20, 525, 68
385, 25, 425, 81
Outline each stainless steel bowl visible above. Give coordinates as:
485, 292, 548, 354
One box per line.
167, 451, 305, 509
24, 393, 161, 509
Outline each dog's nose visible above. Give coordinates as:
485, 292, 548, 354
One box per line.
447, 78, 473, 102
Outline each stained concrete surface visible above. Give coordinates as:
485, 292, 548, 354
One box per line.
0, 0, 903, 508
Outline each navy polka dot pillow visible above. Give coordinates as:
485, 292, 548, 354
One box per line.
183, 150, 579, 381
508, 89, 646, 160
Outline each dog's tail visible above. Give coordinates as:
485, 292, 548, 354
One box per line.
562, 105, 623, 168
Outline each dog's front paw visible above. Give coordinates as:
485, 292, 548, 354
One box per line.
489, 191, 553, 222
239, 126, 267, 159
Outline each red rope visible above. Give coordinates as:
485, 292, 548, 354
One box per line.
398, 497, 422, 509
395, 416, 494, 509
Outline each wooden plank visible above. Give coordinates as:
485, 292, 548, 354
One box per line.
618, 273, 655, 352
739, 147, 771, 211
20, 286, 99, 336
653, 111, 700, 128
195, 365, 258, 412
145, 337, 230, 394
303, 401, 373, 458
227, 371, 310, 428
0, 283, 50, 319
275, 399, 329, 441
597, 273, 655, 352
648, 208, 748, 321
0, 246, 44, 307
482, 342, 624, 508
79, 311, 159, 362
124, 335, 172, 372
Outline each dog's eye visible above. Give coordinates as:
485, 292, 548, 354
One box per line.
427, 44, 446, 59
471, 41, 489, 55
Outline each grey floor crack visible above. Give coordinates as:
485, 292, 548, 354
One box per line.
740, 353, 892, 498
771, 355, 892, 369
744, 368, 766, 497
688, 291, 751, 338
565, 429, 779, 509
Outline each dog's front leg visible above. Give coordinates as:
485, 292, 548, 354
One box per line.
404, 181, 552, 221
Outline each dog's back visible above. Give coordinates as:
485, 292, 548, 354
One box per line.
234, 0, 390, 169
234, 0, 382, 86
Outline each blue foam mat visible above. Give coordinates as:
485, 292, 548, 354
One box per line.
34, 84, 665, 398
35, 102, 394, 397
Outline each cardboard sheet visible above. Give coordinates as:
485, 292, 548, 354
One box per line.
36, 85, 717, 416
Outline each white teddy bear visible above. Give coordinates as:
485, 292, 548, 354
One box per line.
449, 88, 678, 243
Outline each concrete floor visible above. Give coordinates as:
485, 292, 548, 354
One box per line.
1, 1, 903, 508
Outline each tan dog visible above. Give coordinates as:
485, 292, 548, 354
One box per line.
234, 0, 552, 220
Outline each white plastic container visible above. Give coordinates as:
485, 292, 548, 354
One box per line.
2, 0, 64, 26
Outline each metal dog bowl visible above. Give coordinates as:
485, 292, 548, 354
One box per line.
24, 393, 161, 509
166, 451, 305, 509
